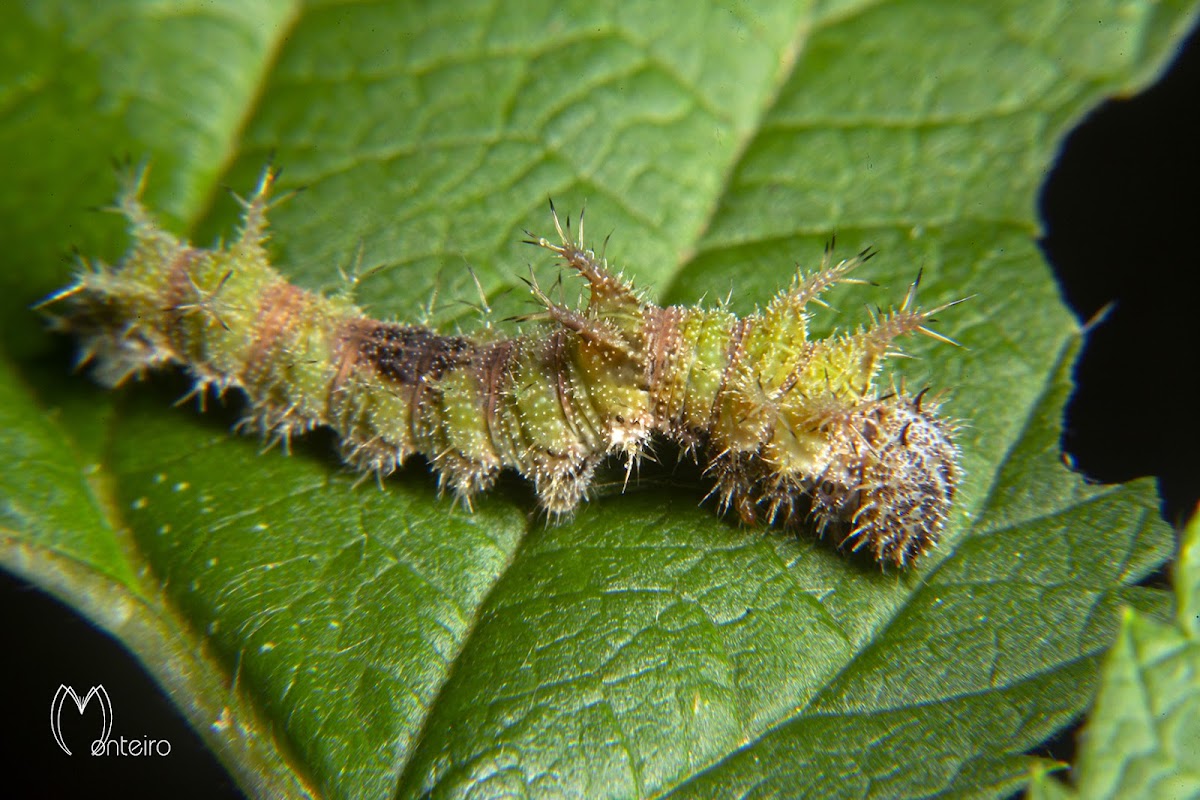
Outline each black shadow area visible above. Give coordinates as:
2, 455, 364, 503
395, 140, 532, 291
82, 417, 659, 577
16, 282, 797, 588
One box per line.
0, 568, 246, 799
1041, 22, 1200, 527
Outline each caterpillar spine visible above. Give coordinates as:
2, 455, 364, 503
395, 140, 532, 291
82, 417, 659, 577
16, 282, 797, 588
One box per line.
44, 167, 963, 568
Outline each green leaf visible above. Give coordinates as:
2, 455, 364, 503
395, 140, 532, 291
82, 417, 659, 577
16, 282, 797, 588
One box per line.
2, 2, 1196, 798
1029, 512, 1200, 800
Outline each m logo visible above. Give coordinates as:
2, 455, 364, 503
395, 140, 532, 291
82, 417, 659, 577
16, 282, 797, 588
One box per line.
50, 684, 112, 756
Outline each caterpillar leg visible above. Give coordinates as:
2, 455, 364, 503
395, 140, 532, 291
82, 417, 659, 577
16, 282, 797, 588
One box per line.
532, 451, 603, 520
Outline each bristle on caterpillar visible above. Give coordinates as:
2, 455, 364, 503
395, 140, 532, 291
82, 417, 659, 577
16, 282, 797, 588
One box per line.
42, 166, 965, 569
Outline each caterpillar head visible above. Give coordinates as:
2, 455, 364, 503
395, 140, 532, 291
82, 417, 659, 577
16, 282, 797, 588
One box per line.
713, 390, 960, 569
807, 391, 961, 567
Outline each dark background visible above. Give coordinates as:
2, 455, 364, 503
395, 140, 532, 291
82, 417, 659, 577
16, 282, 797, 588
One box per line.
1041, 22, 1200, 530
3, 19, 1198, 799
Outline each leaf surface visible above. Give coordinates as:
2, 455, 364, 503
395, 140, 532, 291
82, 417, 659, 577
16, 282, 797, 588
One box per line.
1029, 511, 1200, 800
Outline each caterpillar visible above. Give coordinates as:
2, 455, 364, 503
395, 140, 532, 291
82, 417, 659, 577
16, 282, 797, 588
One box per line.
43, 167, 963, 568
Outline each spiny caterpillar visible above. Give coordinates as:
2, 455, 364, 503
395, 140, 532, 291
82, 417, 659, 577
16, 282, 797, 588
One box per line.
44, 167, 964, 568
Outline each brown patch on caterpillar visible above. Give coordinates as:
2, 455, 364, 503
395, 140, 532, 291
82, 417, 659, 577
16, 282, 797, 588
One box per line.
705, 316, 751, 439
243, 281, 310, 383
643, 304, 684, 432
44, 166, 967, 570
547, 329, 583, 441
478, 338, 517, 442
348, 320, 474, 386
161, 247, 206, 350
